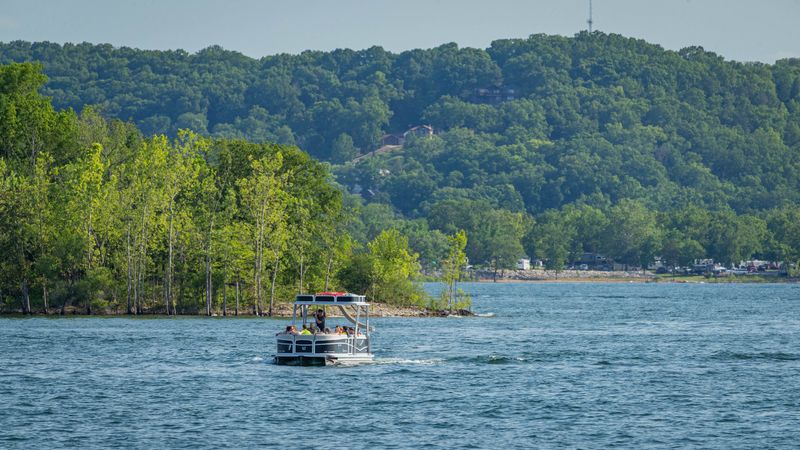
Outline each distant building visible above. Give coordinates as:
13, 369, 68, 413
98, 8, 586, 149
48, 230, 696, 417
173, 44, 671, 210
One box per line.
649, 256, 666, 270
380, 133, 404, 146
516, 258, 531, 270
578, 252, 608, 268
472, 87, 517, 104
378, 125, 434, 147
403, 125, 434, 139
692, 259, 720, 274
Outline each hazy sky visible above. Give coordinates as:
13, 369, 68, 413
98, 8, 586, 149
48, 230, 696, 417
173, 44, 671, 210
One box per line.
1, 0, 798, 63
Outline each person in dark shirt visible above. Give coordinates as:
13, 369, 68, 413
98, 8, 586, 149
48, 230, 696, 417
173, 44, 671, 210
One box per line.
314, 308, 326, 330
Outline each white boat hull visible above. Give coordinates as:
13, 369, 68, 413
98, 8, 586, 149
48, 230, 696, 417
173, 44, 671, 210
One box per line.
273, 352, 374, 366
275, 333, 373, 366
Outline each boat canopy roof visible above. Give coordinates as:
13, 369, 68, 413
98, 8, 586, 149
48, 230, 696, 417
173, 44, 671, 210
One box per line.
294, 292, 369, 306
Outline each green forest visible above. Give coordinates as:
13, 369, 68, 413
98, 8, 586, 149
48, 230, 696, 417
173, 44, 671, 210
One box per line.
0, 63, 438, 314
2, 32, 800, 313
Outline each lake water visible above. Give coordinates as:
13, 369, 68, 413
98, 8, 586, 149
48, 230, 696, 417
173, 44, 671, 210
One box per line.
1, 282, 799, 448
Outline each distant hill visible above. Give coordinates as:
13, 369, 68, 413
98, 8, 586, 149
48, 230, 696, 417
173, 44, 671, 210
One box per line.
2, 33, 800, 268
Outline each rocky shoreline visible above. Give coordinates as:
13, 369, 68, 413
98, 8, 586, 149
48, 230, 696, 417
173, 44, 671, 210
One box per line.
266, 302, 473, 318
0, 302, 475, 318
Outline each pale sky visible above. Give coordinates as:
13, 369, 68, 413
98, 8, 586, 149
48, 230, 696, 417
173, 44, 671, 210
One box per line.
1, 0, 798, 63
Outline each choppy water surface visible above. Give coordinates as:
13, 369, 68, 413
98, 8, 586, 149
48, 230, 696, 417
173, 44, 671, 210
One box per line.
2, 282, 799, 448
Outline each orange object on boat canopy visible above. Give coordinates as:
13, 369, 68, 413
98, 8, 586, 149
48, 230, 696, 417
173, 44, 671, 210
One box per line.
316, 291, 347, 296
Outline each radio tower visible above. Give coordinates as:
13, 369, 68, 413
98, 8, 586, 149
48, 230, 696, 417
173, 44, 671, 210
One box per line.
587, 0, 594, 32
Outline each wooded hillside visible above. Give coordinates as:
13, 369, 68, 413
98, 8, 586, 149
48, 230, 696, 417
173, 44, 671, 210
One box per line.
2, 32, 799, 274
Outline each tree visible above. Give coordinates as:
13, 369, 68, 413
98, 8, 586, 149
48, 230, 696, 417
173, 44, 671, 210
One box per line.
163, 131, 201, 314
472, 209, 529, 280
0, 162, 34, 312
64, 143, 105, 314
366, 229, 425, 306
766, 206, 800, 262
660, 229, 704, 271
602, 199, 662, 269
336, 253, 373, 297
528, 212, 573, 276
237, 154, 286, 316
330, 133, 359, 164
440, 230, 470, 311
706, 210, 768, 266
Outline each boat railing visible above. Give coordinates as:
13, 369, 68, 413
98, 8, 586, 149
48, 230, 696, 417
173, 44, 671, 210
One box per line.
276, 333, 369, 355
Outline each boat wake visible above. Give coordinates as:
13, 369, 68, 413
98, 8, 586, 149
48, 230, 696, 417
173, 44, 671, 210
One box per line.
373, 357, 444, 365
447, 354, 529, 365
474, 312, 496, 318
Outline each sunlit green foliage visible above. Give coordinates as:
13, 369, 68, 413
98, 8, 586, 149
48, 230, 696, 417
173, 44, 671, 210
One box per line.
0, 63, 432, 313
438, 230, 471, 311
337, 229, 427, 306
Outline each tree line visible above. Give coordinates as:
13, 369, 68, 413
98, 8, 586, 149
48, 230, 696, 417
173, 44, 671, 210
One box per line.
0, 63, 452, 314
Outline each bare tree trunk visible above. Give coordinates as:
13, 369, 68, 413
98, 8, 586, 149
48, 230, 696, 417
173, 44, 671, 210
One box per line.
85, 208, 94, 316
42, 281, 49, 314
269, 257, 279, 317
235, 281, 240, 316
205, 252, 212, 316
205, 218, 214, 316
133, 263, 138, 315
162, 269, 168, 315
134, 262, 140, 315
256, 249, 263, 316
173, 253, 182, 315
126, 226, 132, 314
324, 253, 333, 291
298, 254, 304, 294
256, 221, 267, 316
137, 254, 143, 314
166, 200, 174, 315
135, 205, 147, 315
21, 279, 30, 314
136, 245, 146, 315
448, 277, 454, 312
222, 280, 227, 317
153, 276, 158, 310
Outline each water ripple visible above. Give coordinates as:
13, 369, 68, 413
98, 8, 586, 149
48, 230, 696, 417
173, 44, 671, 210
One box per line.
1, 282, 799, 448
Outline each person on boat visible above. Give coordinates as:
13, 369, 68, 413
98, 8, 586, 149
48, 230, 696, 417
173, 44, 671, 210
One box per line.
323, 327, 332, 334
299, 324, 312, 335
288, 325, 298, 335
335, 325, 345, 335
314, 308, 326, 330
